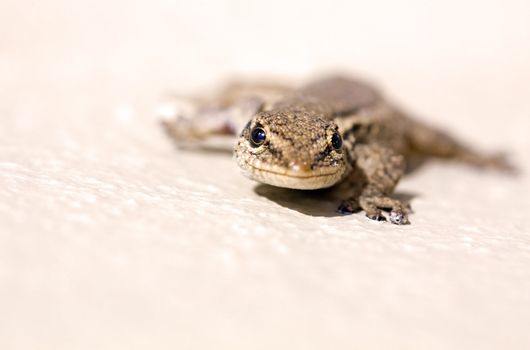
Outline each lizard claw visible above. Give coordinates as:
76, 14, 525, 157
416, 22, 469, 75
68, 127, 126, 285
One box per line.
390, 209, 408, 225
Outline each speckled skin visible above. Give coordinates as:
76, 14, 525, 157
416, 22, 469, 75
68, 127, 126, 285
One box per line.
163, 76, 509, 224
235, 101, 350, 191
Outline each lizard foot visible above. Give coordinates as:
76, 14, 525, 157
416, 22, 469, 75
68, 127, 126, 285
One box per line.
359, 194, 411, 225
337, 199, 388, 222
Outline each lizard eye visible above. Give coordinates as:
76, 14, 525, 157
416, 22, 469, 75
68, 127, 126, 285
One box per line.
250, 126, 266, 147
331, 132, 342, 150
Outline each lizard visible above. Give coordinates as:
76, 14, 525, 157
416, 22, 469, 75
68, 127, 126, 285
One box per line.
161, 75, 510, 224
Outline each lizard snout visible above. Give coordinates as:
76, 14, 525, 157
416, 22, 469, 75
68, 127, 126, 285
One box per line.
288, 161, 312, 174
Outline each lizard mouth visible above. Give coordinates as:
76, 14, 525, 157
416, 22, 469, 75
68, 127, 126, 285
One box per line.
240, 159, 347, 190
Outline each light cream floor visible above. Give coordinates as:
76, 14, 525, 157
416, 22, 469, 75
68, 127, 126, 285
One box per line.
1, 1, 529, 349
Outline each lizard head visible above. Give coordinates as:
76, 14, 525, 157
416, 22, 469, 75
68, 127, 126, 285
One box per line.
234, 109, 350, 190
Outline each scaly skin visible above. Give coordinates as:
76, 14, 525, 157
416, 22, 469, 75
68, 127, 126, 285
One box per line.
162, 75, 510, 224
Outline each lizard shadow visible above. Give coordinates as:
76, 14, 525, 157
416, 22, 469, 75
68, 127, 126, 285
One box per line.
253, 184, 418, 217
172, 141, 438, 217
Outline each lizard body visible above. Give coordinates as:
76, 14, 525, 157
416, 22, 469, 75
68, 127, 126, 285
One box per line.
162, 75, 508, 224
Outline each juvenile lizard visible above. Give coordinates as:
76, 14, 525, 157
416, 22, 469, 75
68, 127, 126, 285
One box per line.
161, 75, 509, 224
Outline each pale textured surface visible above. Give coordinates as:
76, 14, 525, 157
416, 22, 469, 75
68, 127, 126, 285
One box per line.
1, 1, 530, 349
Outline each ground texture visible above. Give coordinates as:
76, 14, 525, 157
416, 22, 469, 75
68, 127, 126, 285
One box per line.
1, 1, 530, 349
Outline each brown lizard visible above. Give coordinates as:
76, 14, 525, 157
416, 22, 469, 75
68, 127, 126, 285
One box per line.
161, 75, 509, 224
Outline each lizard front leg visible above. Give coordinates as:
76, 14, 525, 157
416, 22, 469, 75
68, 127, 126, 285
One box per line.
338, 143, 410, 224
160, 82, 292, 145
160, 96, 263, 144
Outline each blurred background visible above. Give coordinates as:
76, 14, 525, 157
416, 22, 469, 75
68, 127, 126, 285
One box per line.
1, 1, 530, 349
2, 0, 529, 134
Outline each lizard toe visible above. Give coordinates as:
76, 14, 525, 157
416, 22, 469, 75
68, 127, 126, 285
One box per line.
366, 209, 386, 222
390, 209, 409, 225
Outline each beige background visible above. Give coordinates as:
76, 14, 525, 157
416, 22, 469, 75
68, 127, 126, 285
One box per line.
1, 0, 530, 349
